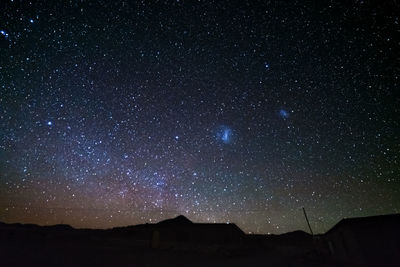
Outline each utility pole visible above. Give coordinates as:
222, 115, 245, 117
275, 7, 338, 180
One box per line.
302, 207, 314, 235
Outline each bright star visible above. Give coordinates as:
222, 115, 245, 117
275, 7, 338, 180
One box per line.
47, 121, 53, 126
0, 30, 9, 39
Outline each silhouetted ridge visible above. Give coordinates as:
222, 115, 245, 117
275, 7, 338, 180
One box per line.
157, 215, 193, 226
0, 222, 73, 231
44, 224, 74, 231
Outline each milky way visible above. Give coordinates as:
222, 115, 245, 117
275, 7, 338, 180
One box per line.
0, 1, 399, 234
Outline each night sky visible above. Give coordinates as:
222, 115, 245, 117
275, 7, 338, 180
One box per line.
1, 1, 399, 234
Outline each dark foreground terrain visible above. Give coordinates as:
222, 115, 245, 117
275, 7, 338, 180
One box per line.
1, 214, 399, 267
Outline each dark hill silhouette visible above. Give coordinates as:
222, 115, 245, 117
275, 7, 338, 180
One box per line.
0, 222, 73, 231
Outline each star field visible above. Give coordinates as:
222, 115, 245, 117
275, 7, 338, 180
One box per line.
0, 0, 399, 234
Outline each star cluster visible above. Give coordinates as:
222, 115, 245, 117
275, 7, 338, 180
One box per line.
0, 1, 399, 234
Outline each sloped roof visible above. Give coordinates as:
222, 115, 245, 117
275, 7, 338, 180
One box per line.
155, 215, 245, 235
326, 213, 400, 234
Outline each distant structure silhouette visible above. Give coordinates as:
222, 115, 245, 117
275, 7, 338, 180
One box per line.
144, 215, 245, 247
324, 214, 400, 267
